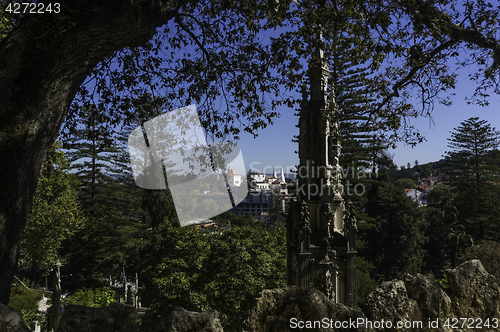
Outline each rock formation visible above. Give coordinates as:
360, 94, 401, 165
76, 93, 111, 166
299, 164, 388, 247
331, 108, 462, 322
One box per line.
364, 260, 499, 332
244, 260, 499, 332
0, 304, 31, 332
459, 241, 500, 279
243, 286, 369, 331
446, 260, 500, 321
152, 306, 223, 332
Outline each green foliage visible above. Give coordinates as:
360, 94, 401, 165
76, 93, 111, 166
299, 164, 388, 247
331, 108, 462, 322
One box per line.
64, 287, 116, 308
444, 117, 500, 242
8, 284, 43, 312
422, 185, 456, 277
112, 98, 179, 229
62, 105, 122, 209
448, 223, 474, 268
445, 118, 500, 178
269, 196, 286, 224
395, 178, 417, 190
61, 210, 149, 288
142, 225, 210, 313
20, 142, 85, 275
7, 284, 43, 326
212, 211, 259, 228
205, 224, 286, 330
20, 309, 43, 327
362, 177, 427, 280
437, 274, 449, 290
0, 3, 11, 40
3, 0, 500, 312
334, 29, 388, 168
59, 105, 152, 287
143, 222, 286, 332
63, 0, 284, 147
356, 256, 379, 307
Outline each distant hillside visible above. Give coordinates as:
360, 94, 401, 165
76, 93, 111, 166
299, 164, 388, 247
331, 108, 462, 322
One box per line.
387, 159, 448, 185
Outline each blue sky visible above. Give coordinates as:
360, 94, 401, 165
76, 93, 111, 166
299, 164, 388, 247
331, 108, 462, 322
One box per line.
237, 64, 500, 174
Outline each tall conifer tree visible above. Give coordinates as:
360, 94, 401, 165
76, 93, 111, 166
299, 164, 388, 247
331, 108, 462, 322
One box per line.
328, 23, 389, 215
59, 105, 148, 286
444, 117, 500, 241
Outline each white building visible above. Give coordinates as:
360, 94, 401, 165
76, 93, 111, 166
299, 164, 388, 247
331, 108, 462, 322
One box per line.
406, 188, 428, 206
248, 167, 287, 192
231, 167, 293, 221
227, 169, 242, 187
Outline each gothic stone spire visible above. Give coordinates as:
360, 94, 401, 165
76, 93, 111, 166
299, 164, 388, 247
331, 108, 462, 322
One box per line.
287, 32, 357, 306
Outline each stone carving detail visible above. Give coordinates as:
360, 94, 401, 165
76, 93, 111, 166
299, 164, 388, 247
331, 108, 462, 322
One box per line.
299, 201, 310, 231
344, 201, 358, 232
322, 203, 334, 231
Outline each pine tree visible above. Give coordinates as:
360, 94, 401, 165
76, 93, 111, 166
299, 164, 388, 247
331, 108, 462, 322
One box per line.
59, 104, 149, 286
445, 117, 500, 183
423, 185, 456, 276
328, 30, 389, 224
61, 104, 121, 213
325, 14, 396, 292
444, 117, 500, 241
333, 50, 385, 173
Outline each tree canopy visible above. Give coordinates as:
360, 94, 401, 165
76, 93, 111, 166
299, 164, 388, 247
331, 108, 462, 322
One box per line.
20, 142, 85, 276
143, 222, 286, 331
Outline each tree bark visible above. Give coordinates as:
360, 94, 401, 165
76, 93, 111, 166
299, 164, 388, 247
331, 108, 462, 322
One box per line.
0, 0, 177, 304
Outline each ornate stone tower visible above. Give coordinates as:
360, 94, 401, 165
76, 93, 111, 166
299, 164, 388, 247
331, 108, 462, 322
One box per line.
286, 40, 357, 306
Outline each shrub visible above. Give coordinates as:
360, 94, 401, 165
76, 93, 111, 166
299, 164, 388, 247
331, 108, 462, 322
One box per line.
63, 287, 116, 308
7, 283, 44, 326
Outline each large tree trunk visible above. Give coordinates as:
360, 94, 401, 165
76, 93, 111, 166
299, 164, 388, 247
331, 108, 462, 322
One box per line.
0, 0, 176, 304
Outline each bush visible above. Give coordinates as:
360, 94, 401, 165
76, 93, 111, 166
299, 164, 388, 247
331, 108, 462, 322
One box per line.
8, 284, 43, 311
63, 287, 116, 308
7, 283, 44, 326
